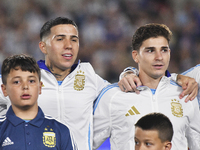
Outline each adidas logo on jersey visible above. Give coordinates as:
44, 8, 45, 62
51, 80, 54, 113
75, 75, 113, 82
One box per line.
2, 137, 14, 147
125, 106, 140, 116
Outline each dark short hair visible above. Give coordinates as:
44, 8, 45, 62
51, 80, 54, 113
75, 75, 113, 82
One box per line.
40, 17, 78, 41
132, 23, 172, 51
1, 54, 41, 85
135, 113, 173, 142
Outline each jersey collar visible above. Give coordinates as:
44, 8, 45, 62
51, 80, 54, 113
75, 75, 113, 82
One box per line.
165, 70, 171, 77
37, 60, 80, 74
6, 106, 44, 127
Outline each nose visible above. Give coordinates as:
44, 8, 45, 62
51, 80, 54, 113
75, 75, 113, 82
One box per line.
22, 83, 29, 90
138, 145, 145, 150
136, 143, 147, 150
155, 51, 163, 60
64, 39, 72, 49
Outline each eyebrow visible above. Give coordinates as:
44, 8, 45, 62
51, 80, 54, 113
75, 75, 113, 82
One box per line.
28, 76, 37, 78
54, 34, 79, 39
12, 75, 37, 79
145, 46, 169, 49
161, 46, 169, 49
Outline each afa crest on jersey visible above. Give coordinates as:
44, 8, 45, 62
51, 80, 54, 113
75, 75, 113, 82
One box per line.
171, 99, 183, 117
43, 126, 56, 148
74, 70, 85, 91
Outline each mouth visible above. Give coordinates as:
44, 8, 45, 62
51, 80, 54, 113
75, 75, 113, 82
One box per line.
62, 53, 73, 59
21, 94, 31, 99
153, 64, 164, 69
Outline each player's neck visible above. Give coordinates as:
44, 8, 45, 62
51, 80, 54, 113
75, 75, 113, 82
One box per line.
51, 69, 71, 81
46, 63, 71, 81
139, 73, 163, 89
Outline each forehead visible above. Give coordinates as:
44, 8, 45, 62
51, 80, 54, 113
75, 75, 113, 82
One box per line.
141, 36, 169, 48
8, 69, 38, 78
50, 24, 78, 36
135, 127, 160, 141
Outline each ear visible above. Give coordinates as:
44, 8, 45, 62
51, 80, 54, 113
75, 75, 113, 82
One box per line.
1, 84, 8, 97
132, 50, 139, 63
39, 41, 47, 54
164, 141, 172, 150
39, 81, 43, 95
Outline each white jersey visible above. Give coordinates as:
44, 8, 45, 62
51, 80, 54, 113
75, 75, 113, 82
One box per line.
0, 60, 109, 150
123, 65, 200, 106
93, 76, 200, 150
172, 64, 200, 104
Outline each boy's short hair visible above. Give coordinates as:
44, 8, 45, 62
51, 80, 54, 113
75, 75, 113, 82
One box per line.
1, 54, 41, 85
40, 17, 78, 41
132, 23, 172, 51
135, 113, 173, 142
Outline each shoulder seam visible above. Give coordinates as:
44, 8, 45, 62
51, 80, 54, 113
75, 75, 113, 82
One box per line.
93, 83, 119, 114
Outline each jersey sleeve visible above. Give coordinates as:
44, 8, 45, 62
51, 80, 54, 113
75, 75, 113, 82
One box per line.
95, 73, 110, 97
84, 63, 110, 99
169, 73, 178, 82
186, 128, 200, 150
60, 124, 78, 150
186, 98, 200, 149
0, 79, 10, 116
169, 65, 200, 84
181, 64, 200, 106
119, 67, 139, 80
71, 131, 78, 150
181, 64, 200, 83
93, 84, 116, 149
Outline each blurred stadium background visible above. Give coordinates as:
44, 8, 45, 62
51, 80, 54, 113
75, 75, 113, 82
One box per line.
1, 0, 200, 149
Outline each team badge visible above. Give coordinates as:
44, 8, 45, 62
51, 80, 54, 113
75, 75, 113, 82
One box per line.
43, 126, 56, 148
171, 99, 183, 117
74, 70, 85, 91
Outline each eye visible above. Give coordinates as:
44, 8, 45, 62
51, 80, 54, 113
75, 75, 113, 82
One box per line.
71, 38, 78, 42
135, 140, 139, 145
56, 38, 63, 41
29, 79, 36, 83
147, 49, 154, 53
13, 80, 20, 84
161, 48, 169, 52
145, 142, 152, 146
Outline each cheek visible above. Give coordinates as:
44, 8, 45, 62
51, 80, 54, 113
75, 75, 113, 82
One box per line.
32, 86, 41, 93
48, 45, 57, 54
38, 87, 42, 95
7, 88, 18, 97
48, 42, 60, 52
73, 44, 79, 51
139, 56, 151, 64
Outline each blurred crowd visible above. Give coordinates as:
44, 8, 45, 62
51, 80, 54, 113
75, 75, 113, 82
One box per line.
1, 0, 200, 82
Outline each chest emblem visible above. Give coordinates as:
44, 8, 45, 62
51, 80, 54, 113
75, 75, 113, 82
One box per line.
43, 126, 56, 148
74, 70, 85, 91
171, 99, 183, 117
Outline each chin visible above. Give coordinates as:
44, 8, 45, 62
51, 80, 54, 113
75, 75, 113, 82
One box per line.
20, 105, 33, 110
152, 73, 165, 79
61, 63, 74, 70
